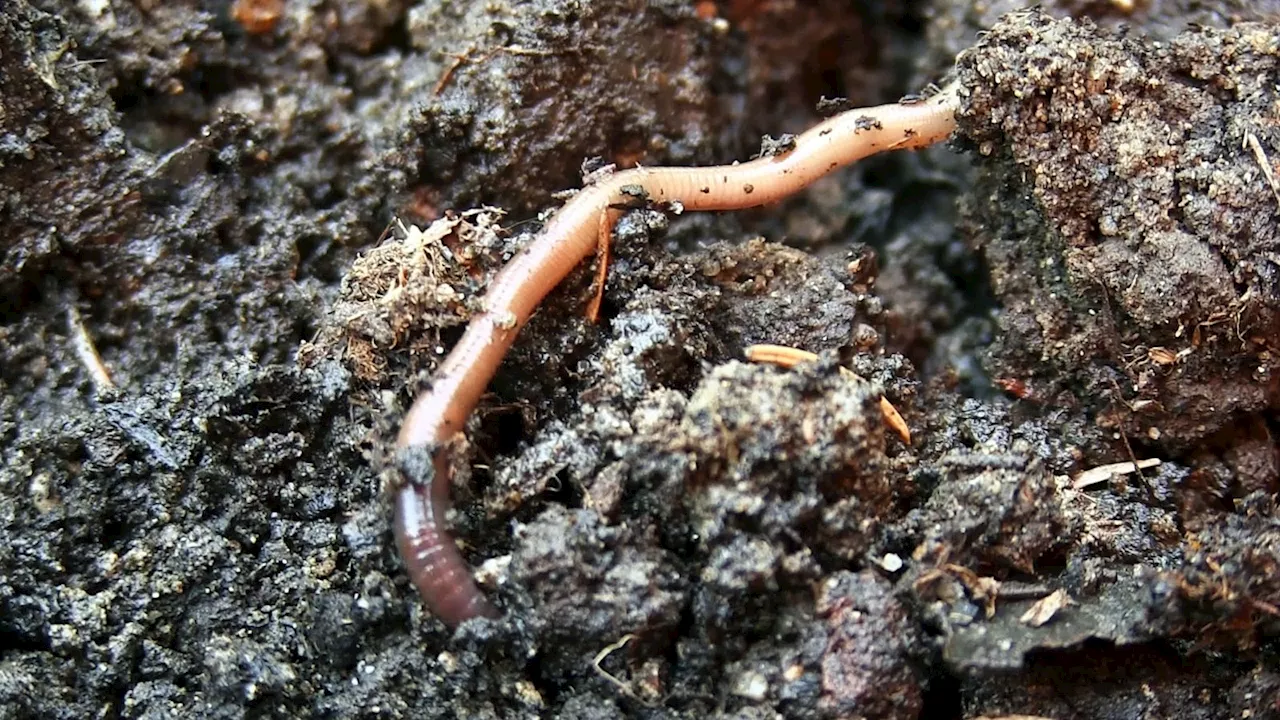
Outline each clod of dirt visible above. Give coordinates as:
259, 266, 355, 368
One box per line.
1230, 666, 1280, 719
814, 571, 923, 719
695, 238, 875, 353
956, 12, 1280, 457
584, 357, 916, 718
677, 360, 891, 566
400, 0, 722, 216
908, 459, 1077, 575
1, 3, 133, 296
507, 505, 688, 676
1160, 492, 1280, 647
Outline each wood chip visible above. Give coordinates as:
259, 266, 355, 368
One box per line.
1245, 130, 1280, 209
1020, 589, 1070, 627
68, 305, 115, 391
1071, 458, 1161, 489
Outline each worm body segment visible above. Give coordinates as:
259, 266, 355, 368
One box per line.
394, 89, 960, 627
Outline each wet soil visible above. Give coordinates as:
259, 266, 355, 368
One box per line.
3, 0, 1280, 718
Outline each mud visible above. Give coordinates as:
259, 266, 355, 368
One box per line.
3, 0, 1280, 718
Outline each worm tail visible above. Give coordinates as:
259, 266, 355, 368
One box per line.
393, 482, 497, 627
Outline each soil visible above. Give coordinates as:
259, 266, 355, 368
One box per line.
3, 0, 1280, 718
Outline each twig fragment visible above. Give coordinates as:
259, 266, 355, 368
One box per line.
68, 305, 115, 391
1071, 458, 1161, 489
1244, 130, 1280, 209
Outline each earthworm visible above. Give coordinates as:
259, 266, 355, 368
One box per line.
394, 85, 961, 627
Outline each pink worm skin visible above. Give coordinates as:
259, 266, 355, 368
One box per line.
394, 88, 960, 627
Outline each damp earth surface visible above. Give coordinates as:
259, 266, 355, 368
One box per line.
3, 0, 1280, 718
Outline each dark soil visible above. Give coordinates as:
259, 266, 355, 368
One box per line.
3, 0, 1280, 718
